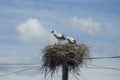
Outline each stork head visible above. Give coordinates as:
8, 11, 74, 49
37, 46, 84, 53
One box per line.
66, 36, 71, 40
50, 30, 55, 33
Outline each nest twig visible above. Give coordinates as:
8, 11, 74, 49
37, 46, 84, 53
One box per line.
41, 43, 89, 76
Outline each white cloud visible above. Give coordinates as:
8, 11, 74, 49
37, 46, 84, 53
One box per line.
69, 17, 102, 35
16, 18, 55, 43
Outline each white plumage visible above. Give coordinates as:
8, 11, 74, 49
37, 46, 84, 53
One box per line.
51, 30, 66, 44
66, 36, 76, 44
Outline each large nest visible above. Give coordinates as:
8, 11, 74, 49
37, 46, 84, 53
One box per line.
41, 43, 89, 74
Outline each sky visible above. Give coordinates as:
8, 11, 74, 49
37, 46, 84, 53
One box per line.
0, 0, 120, 80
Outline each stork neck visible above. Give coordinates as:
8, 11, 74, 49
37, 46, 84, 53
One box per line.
53, 30, 56, 33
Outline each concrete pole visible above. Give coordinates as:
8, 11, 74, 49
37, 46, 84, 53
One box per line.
62, 65, 68, 80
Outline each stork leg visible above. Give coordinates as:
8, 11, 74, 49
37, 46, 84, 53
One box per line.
58, 40, 60, 44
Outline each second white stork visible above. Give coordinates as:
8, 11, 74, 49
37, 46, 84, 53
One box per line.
66, 36, 76, 44
51, 30, 66, 44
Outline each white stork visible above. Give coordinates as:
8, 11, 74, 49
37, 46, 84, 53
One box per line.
66, 36, 76, 44
51, 30, 66, 44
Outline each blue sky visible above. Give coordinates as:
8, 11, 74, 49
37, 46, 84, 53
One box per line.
0, 0, 120, 80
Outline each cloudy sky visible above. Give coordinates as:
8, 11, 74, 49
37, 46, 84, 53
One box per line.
0, 0, 120, 80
